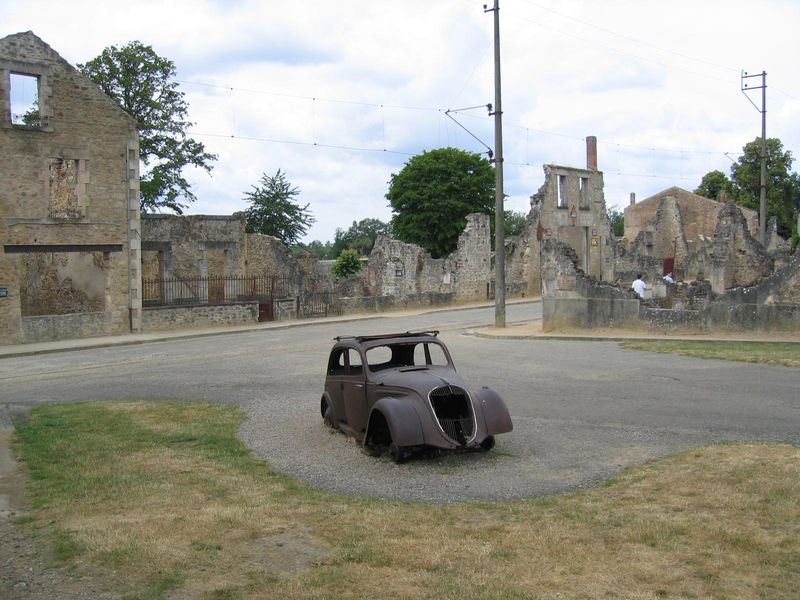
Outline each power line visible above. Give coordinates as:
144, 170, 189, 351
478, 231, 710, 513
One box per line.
187, 131, 415, 157
520, 0, 740, 74
505, 11, 736, 87
178, 77, 744, 159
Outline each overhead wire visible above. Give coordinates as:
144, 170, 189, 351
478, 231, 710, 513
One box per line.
169, 2, 787, 186
177, 78, 741, 159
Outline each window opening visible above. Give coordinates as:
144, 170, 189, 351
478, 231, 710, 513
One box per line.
579, 177, 589, 209
557, 175, 568, 208
348, 349, 363, 376
367, 342, 449, 371
413, 342, 449, 366
48, 159, 81, 219
10, 73, 41, 126
328, 349, 347, 376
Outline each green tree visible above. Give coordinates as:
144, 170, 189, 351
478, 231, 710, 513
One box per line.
695, 170, 737, 202
78, 41, 217, 213
331, 249, 362, 279
386, 147, 495, 258
730, 138, 797, 236
504, 210, 528, 237
607, 207, 625, 237
299, 240, 335, 260
243, 170, 315, 246
332, 218, 392, 257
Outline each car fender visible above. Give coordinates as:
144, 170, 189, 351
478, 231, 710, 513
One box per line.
367, 397, 425, 447
320, 392, 333, 418
473, 387, 513, 435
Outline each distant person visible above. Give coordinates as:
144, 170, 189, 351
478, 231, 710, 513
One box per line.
663, 272, 674, 284
632, 273, 646, 298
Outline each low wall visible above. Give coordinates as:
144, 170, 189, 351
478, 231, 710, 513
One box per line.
542, 297, 641, 331
640, 307, 703, 331
21, 311, 122, 343
702, 302, 800, 332
143, 303, 258, 331
337, 292, 456, 315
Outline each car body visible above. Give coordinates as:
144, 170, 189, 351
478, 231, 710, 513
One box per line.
320, 331, 513, 462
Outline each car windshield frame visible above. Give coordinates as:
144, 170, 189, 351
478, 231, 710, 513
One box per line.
364, 340, 452, 373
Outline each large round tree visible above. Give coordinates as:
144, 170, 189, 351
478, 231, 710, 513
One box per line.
78, 41, 217, 214
386, 147, 494, 258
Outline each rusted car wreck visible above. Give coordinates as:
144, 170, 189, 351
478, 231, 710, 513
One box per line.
320, 331, 513, 462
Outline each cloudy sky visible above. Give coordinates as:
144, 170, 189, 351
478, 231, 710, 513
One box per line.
3, 0, 799, 243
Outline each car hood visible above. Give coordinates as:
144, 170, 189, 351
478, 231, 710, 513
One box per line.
371, 366, 467, 394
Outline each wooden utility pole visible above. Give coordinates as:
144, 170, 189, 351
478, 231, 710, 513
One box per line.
487, 0, 505, 328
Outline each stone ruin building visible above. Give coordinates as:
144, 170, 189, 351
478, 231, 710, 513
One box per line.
504, 136, 615, 298
1, 32, 796, 343
540, 163, 798, 332
141, 214, 324, 329
0, 31, 142, 344
620, 186, 763, 287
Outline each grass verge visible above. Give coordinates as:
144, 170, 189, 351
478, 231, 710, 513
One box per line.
13, 401, 800, 599
620, 340, 800, 367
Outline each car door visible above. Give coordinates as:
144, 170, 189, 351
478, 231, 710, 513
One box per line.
325, 348, 348, 423
342, 348, 369, 435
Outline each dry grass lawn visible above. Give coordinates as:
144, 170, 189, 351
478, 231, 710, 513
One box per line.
13, 401, 800, 599
620, 340, 800, 368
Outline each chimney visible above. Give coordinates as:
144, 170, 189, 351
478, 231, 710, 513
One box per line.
586, 135, 597, 170
629, 192, 636, 206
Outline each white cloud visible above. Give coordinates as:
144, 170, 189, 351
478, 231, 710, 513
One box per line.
2, 0, 798, 241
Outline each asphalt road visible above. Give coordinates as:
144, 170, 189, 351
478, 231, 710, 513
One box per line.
1, 301, 798, 503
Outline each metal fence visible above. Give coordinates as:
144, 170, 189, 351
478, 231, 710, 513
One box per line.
299, 291, 342, 318
142, 275, 292, 308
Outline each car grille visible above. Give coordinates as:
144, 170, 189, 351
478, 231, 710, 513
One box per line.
429, 385, 475, 445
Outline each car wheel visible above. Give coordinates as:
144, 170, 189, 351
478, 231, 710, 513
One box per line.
480, 435, 495, 451
388, 442, 408, 463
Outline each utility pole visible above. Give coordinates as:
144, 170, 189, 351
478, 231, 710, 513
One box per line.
741, 70, 767, 245
486, 0, 505, 328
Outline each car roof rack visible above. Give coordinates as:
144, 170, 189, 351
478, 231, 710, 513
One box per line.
334, 331, 439, 342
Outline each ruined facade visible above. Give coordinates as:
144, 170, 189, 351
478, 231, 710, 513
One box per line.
541, 234, 799, 333
506, 137, 615, 297
142, 213, 320, 294
0, 32, 141, 343
620, 187, 762, 282
142, 214, 247, 281
365, 212, 492, 304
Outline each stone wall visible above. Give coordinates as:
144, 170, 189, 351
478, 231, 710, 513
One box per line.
365, 213, 491, 302
617, 190, 768, 289
1, 31, 141, 344
142, 214, 247, 279
513, 160, 615, 298
453, 213, 492, 300
245, 232, 308, 294
141, 214, 323, 298
21, 311, 114, 343
142, 302, 258, 331
624, 187, 758, 253
540, 238, 640, 331
708, 202, 773, 294
542, 231, 799, 333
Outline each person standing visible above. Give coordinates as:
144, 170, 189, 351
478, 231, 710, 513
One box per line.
632, 273, 647, 298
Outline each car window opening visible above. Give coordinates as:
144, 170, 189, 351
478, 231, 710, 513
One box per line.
366, 342, 448, 371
